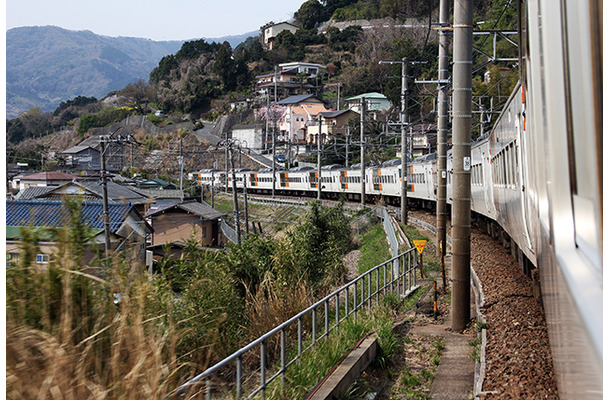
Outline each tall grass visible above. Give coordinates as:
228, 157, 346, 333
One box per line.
357, 223, 392, 274
6, 200, 357, 398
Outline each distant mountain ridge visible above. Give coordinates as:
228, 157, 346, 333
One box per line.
6, 26, 257, 118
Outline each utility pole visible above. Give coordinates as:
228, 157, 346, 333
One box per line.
225, 146, 229, 193
337, 82, 341, 110
229, 142, 241, 245
436, 0, 450, 293
210, 172, 215, 208
98, 129, 138, 267
452, 0, 473, 331
379, 58, 425, 224
99, 138, 112, 265
360, 97, 366, 205
179, 135, 184, 201
400, 58, 409, 225
243, 173, 249, 235
318, 115, 322, 200
345, 126, 350, 167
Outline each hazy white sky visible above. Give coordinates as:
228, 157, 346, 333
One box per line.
6, 0, 306, 41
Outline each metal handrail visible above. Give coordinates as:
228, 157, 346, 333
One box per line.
177, 247, 419, 398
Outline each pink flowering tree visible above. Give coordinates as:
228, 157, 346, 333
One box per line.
258, 103, 287, 123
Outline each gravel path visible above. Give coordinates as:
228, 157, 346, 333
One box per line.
410, 210, 559, 399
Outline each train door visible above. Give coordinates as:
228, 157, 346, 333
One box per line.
516, 87, 534, 252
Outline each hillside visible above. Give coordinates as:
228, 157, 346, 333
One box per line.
6, 26, 256, 118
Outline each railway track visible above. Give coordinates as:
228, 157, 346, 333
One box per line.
410, 210, 558, 398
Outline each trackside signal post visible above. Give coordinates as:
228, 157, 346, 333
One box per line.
452, 0, 473, 331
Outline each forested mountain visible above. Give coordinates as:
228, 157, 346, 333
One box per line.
6, 26, 256, 118
6, 0, 517, 154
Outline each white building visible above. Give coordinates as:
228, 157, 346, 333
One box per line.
279, 62, 326, 78
231, 124, 265, 150
263, 22, 300, 50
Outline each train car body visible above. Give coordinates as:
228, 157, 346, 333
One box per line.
515, 0, 602, 397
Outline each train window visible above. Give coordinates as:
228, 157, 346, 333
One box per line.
562, 0, 602, 269
518, 0, 529, 87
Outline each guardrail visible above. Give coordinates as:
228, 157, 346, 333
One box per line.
177, 247, 419, 398
220, 219, 238, 243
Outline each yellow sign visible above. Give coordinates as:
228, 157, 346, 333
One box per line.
413, 240, 427, 254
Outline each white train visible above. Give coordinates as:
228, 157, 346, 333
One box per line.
191, 0, 602, 397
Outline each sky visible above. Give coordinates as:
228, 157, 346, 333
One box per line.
6, 0, 307, 41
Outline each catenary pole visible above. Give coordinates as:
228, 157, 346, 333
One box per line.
436, 0, 450, 293
230, 143, 241, 245
400, 57, 409, 224
243, 173, 249, 235
452, 0, 473, 331
318, 115, 322, 200
360, 97, 366, 205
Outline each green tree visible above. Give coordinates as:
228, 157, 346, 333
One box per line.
213, 41, 237, 91
295, 0, 324, 29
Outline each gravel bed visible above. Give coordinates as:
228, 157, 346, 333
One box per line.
410, 210, 559, 399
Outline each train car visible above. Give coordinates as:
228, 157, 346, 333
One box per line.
515, 0, 602, 396
470, 136, 495, 221
278, 166, 315, 196
408, 154, 437, 207
369, 159, 401, 201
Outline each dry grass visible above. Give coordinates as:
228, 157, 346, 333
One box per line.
6, 261, 192, 399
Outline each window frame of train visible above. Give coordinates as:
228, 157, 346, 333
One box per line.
561, 0, 602, 270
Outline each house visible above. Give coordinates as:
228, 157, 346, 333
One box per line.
15, 180, 150, 214
305, 109, 359, 144
279, 62, 326, 78
255, 69, 315, 98
231, 124, 266, 151
60, 145, 101, 170
262, 22, 300, 50
409, 123, 438, 157
146, 201, 225, 258
230, 99, 250, 111
9, 171, 79, 193
345, 92, 392, 120
6, 200, 152, 268
276, 95, 331, 143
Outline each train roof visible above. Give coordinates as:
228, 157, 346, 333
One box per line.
321, 164, 344, 170
411, 153, 437, 163
289, 166, 314, 171
382, 159, 401, 167
349, 162, 376, 170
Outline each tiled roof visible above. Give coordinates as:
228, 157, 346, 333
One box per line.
79, 180, 148, 204
19, 171, 78, 181
320, 110, 355, 118
6, 200, 133, 233
277, 94, 318, 105
61, 145, 97, 154
178, 202, 225, 220
14, 181, 147, 204
15, 186, 56, 200
146, 201, 225, 220
129, 187, 185, 199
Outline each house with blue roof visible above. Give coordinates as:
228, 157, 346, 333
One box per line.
6, 200, 152, 269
